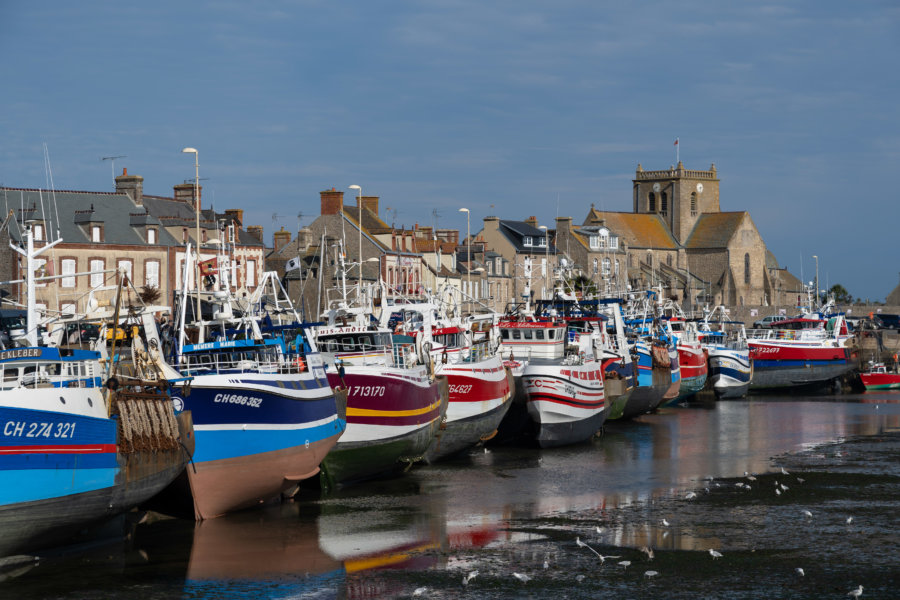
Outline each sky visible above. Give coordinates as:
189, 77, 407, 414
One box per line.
1, 1, 898, 301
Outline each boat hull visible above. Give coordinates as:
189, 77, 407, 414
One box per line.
167, 366, 344, 519
425, 360, 513, 462
523, 360, 606, 448
665, 344, 707, 404
748, 343, 855, 390
859, 372, 900, 390
707, 347, 752, 399
0, 408, 193, 556
321, 369, 446, 487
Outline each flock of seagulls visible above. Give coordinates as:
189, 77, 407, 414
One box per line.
410, 463, 867, 597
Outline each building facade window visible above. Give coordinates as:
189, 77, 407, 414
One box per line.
593, 258, 598, 274
589, 235, 599, 249
691, 192, 698, 216
599, 233, 607, 249
61, 258, 76, 288
744, 253, 751, 284
60, 302, 77, 317
661, 192, 668, 214
648, 193, 656, 212
91, 225, 102, 243
614, 260, 620, 277
667, 254, 673, 267
145, 260, 160, 288
90, 259, 104, 288
522, 236, 533, 247
34, 224, 44, 241
148, 228, 158, 244
247, 259, 257, 288
182, 228, 189, 244
118, 259, 133, 283
602, 257, 611, 277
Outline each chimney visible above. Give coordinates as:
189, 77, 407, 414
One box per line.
174, 182, 201, 210
273, 226, 291, 253
115, 168, 144, 206
483, 215, 500, 235
555, 216, 572, 232
246, 225, 264, 244
525, 216, 538, 228
224, 209, 244, 226
296, 227, 312, 252
360, 195, 379, 217
320, 188, 344, 215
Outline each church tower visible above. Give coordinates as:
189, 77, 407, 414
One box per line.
632, 162, 720, 245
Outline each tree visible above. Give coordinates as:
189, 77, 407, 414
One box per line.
828, 283, 852, 304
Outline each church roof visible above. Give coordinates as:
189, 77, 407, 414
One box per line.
685, 212, 747, 249
584, 211, 677, 250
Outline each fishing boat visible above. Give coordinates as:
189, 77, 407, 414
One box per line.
0, 225, 192, 556
858, 362, 900, 390
746, 314, 856, 391
381, 303, 512, 462
663, 317, 708, 404
698, 306, 752, 399
313, 308, 447, 486
497, 314, 606, 448
163, 255, 344, 519
621, 291, 680, 417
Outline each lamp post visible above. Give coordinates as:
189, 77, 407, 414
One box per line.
349, 185, 363, 300
538, 225, 549, 299
181, 147, 200, 322
459, 208, 470, 308
812, 254, 819, 308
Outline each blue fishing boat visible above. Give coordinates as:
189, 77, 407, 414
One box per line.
161, 265, 345, 519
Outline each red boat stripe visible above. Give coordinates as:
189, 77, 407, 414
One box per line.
0, 444, 117, 454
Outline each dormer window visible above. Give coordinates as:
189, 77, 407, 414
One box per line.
609, 236, 618, 250
523, 236, 533, 247
33, 224, 44, 241
538, 237, 546, 247
147, 228, 157, 244
91, 225, 102, 242
589, 235, 599, 249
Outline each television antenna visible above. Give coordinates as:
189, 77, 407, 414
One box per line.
100, 155, 126, 186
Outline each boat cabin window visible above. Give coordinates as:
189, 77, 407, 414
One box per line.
512, 330, 521, 340
523, 330, 533, 340
535, 330, 544, 340
319, 332, 390, 353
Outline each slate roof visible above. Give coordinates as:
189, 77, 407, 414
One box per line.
585, 211, 677, 250
498, 220, 557, 253
0, 188, 179, 246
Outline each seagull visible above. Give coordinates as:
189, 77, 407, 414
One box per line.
802, 510, 813, 519
543, 559, 549, 569
644, 570, 659, 578
745, 485, 752, 491
661, 518, 670, 527
847, 584, 863, 598
576, 536, 607, 562
596, 526, 603, 535
797, 477, 805, 483
618, 560, 631, 570
780, 484, 789, 491
575, 574, 585, 582
781, 467, 789, 475
513, 572, 531, 583
775, 488, 782, 496
413, 587, 428, 596
463, 570, 478, 586
736, 482, 745, 488
685, 492, 697, 500
704, 487, 710, 494
847, 517, 854, 524
709, 549, 723, 560
640, 546, 655, 561
795, 567, 805, 577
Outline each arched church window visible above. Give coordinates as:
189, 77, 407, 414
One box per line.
691, 192, 698, 216
648, 193, 656, 212
661, 192, 668, 214
667, 254, 672, 266
744, 253, 751, 284
593, 258, 598, 274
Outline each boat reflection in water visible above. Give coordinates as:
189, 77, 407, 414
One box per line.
183, 503, 345, 599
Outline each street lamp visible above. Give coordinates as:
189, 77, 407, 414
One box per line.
349, 185, 363, 301
459, 208, 470, 307
539, 225, 549, 299
812, 254, 819, 308
182, 147, 200, 322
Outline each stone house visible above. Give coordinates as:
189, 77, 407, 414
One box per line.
0, 168, 265, 320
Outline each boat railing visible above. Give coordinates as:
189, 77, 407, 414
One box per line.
0, 360, 103, 390
458, 340, 493, 364
182, 350, 311, 376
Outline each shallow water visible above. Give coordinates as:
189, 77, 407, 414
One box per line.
4, 391, 900, 599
